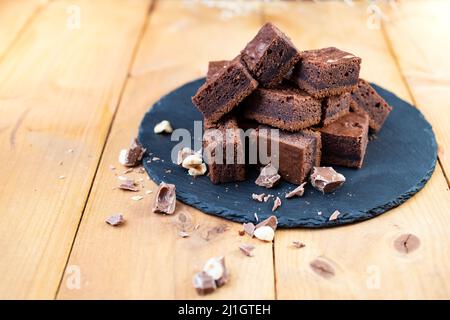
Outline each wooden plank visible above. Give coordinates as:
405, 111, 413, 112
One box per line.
381, 0, 450, 180
0, 0, 48, 60
58, 0, 275, 299
263, 1, 450, 299
0, 0, 151, 299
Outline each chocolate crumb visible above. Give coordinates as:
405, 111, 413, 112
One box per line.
105, 214, 124, 226
310, 259, 335, 278
394, 233, 421, 254
238, 230, 245, 236
255, 164, 281, 188
329, 210, 341, 221
292, 241, 305, 249
272, 197, 281, 212
285, 182, 307, 199
239, 243, 255, 257
310, 166, 345, 193
243, 222, 256, 237
118, 178, 139, 192
119, 139, 146, 167
256, 215, 278, 231
193, 271, 216, 295
152, 182, 176, 215
252, 193, 265, 202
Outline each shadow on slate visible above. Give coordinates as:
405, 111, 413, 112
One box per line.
138, 78, 437, 228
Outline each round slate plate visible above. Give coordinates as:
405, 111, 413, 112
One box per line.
138, 79, 437, 228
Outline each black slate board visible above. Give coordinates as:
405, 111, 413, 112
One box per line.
138, 79, 437, 228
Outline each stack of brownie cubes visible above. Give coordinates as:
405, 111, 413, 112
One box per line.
192, 23, 392, 185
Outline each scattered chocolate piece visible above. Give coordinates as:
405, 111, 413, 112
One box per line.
263, 194, 273, 202
285, 182, 307, 199
193, 271, 217, 295
272, 197, 281, 212
238, 230, 245, 236
329, 210, 341, 221
152, 182, 176, 215
310, 166, 345, 193
243, 222, 256, 237
292, 241, 305, 249
239, 243, 255, 257
310, 259, 335, 279
252, 193, 265, 202
153, 120, 173, 134
119, 139, 146, 167
105, 214, 124, 226
203, 256, 229, 287
255, 163, 281, 188
256, 215, 278, 231
394, 233, 421, 254
254, 226, 275, 242
177, 147, 195, 165
118, 178, 139, 192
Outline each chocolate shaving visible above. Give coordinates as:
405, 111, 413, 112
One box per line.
255, 215, 278, 231
252, 193, 265, 202
292, 241, 305, 249
329, 210, 341, 221
193, 271, 216, 295
243, 222, 256, 237
310, 166, 345, 193
118, 178, 139, 192
239, 243, 255, 257
152, 182, 176, 214
394, 233, 421, 254
272, 197, 281, 212
285, 182, 307, 199
255, 164, 281, 188
105, 214, 124, 226
119, 138, 146, 167
310, 259, 335, 279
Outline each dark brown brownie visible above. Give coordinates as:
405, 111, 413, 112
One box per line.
292, 47, 361, 98
321, 92, 352, 126
350, 79, 392, 132
203, 117, 246, 184
240, 23, 300, 88
192, 58, 258, 124
250, 126, 321, 184
242, 85, 321, 132
206, 60, 229, 80
319, 111, 369, 168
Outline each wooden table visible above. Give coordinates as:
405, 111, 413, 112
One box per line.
1, 0, 449, 300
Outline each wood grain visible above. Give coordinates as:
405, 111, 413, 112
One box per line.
263, 1, 450, 299
0, 0, 151, 299
381, 0, 450, 181
58, 0, 275, 299
0, 0, 48, 60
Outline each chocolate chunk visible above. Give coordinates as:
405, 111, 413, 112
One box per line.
118, 138, 146, 167
239, 243, 255, 257
285, 182, 307, 199
252, 193, 265, 202
152, 182, 176, 214
118, 178, 139, 192
193, 271, 217, 295
255, 163, 281, 188
243, 222, 256, 237
310, 166, 345, 193
105, 214, 124, 226
256, 215, 278, 231
272, 197, 281, 212
203, 256, 229, 287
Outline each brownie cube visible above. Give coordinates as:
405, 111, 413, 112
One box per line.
319, 111, 369, 168
192, 59, 258, 123
292, 47, 361, 98
321, 92, 352, 126
242, 85, 321, 132
206, 60, 229, 80
251, 126, 321, 184
203, 117, 246, 184
350, 79, 392, 132
240, 23, 300, 88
